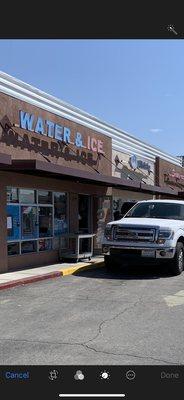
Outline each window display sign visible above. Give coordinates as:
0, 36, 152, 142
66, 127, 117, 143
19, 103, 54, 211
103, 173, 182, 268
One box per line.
7, 216, 12, 230
39, 207, 53, 237
54, 217, 67, 236
7, 205, 20, 241
21, 206, 37, 239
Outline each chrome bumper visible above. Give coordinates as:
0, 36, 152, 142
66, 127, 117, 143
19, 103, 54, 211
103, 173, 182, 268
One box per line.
102, 245, 175, 259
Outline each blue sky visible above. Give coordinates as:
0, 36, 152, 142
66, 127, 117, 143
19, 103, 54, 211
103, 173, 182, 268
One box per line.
0, 39, 183, 156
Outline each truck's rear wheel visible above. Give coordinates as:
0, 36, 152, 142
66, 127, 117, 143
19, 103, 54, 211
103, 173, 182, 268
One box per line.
169, 242, 184, 276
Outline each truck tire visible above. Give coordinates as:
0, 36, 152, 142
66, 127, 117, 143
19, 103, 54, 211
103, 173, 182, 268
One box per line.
170, 242, 184, 276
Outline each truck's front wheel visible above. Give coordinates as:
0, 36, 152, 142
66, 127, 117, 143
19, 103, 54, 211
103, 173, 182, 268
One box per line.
170, 242, 184, 276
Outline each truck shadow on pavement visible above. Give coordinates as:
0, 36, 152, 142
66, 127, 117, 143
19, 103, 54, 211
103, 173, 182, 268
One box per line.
75, 264, 177, 280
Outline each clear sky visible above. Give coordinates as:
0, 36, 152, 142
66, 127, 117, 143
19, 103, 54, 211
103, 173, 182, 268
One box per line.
0, 39, 183, 157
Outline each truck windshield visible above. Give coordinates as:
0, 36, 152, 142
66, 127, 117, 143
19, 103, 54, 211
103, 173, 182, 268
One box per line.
125, 202, 184, 220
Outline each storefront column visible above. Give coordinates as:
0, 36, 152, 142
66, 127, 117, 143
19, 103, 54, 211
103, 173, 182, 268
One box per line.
0, 181, 8, 272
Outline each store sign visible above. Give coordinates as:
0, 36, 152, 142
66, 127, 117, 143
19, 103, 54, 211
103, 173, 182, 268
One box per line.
129, 154, 138, 170
129, 154, 151, 173
19, 111, 105, 154
165, 172, 184, 182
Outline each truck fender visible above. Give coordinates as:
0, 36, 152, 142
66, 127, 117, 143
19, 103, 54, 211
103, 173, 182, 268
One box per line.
172, 229, 184, 247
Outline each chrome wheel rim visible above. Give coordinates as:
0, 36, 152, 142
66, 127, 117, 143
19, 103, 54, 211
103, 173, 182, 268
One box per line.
178, 249, 183, 271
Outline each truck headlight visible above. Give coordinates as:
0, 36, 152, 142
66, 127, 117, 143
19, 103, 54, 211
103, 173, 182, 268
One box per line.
158, 229, 174, 239
156, 229, 174, 244
104, 225, 113, 240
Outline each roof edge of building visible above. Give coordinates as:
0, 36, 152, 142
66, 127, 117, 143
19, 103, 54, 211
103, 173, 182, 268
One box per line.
0, 70, 181, 167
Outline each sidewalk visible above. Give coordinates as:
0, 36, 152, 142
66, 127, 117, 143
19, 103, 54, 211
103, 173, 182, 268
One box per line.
0, 256, 104, 291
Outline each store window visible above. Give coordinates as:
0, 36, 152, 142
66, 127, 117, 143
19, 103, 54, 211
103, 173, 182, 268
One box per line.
53, 237, 60, 250
39, 238, 52, 252
21, 241, 37, 254
7, 187, 68, 255
39, 207, 53, 237
7, 205, 20, 241
54, 192, 68, 235
38, 190, 52, 204
8, 242, 20, 256
19, 189, 36, 204
21, 206, 37, 239
7, 187, 19, 203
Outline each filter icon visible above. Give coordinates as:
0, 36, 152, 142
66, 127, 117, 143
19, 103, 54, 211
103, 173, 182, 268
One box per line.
74, 370, 85, 380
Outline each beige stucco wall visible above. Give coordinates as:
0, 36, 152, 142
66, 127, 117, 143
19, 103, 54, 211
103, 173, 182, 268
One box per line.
112, 149, 155, 185
112, 188, 153, 201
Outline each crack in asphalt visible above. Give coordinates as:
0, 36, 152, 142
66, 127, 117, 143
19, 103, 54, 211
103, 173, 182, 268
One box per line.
82, 344, 179, 365
83, 297, 143, 346
2, 296, 177, 365
0, 294, 182, 366
0, 338, 179, 365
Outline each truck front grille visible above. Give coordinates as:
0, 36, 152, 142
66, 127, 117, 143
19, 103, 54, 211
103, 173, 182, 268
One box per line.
113, 226, 155, 242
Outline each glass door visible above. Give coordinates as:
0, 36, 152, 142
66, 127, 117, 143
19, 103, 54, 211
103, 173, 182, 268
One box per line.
21, 206, 38, 239
78, 194, 91, 233
38, 206, 53, 237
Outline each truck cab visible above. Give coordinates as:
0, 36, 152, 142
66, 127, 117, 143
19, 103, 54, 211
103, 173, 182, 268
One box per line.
102, 199, 184, 275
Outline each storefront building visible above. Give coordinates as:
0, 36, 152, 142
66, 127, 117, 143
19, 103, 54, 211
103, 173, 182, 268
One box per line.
112, 150, 155, 218
155, 156, 184, 195
111, 136, 181, 219
0, 72, 181, 273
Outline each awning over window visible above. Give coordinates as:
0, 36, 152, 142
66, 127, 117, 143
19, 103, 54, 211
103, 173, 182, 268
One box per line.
0, 152, 11, 166
0, 156, 179, 197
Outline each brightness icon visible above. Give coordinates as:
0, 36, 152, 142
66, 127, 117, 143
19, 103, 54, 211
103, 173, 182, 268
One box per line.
100, 370, 110, 380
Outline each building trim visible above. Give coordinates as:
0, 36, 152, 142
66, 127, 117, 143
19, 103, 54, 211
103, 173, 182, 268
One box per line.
0, 158, 179, 197
0, 152, 12, 166
0, 71, 181, 167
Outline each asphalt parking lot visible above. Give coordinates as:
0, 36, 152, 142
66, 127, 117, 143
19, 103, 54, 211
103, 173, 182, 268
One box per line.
1, 264, 184, 365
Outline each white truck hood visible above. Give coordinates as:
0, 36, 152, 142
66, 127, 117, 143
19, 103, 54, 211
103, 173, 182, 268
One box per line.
109, 218, 184, 230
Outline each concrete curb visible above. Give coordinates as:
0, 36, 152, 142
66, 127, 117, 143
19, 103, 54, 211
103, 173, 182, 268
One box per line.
0, 271, 62, 291
60, 260, 104, 276
0, 260, 104, 291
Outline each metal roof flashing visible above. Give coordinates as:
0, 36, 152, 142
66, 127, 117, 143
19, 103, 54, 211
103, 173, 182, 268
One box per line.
0, 70, 181, 167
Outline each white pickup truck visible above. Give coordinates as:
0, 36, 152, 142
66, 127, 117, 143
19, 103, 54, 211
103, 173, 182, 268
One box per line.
102, 200, 184, 275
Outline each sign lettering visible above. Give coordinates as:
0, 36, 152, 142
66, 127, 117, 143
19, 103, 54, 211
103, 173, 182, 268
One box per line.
19, 110, 105, 154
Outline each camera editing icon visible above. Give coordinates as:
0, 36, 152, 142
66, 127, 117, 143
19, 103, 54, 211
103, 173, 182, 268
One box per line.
167, 25, 178, 35
126, 370, 136, 380
100, 370, 110, 380
74, 370, 85, 380
48, 369, 59, 380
